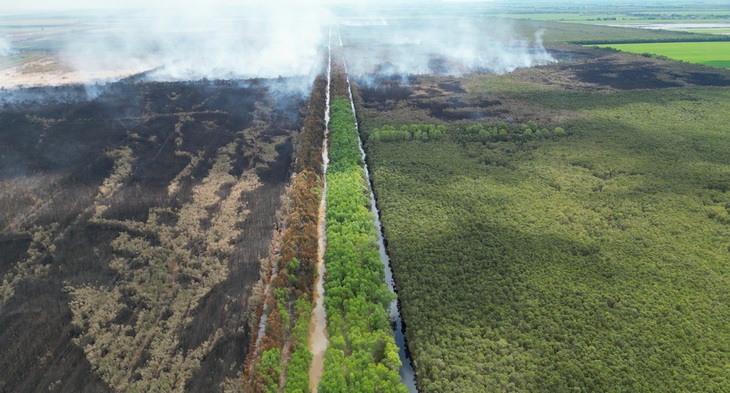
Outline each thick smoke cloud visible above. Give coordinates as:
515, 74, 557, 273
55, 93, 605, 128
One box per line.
2, 1, 557, 90
59, 1, 333, 83
341, 17, 555, 78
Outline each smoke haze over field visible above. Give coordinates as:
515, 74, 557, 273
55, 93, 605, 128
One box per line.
341, 18, 555, 78
55, 2, 333, 82
1, 0, 556, 89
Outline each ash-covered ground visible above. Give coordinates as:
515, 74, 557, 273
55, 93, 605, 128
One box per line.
0, 78, 304, 392
355, 44, 730, 128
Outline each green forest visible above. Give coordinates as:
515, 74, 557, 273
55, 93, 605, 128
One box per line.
364, 86, 730, 391
318, 97, 406, 393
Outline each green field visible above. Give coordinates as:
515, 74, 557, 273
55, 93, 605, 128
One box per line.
599, 41, 730, 69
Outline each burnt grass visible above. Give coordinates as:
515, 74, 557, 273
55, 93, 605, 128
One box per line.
356, 45, 730, 128
0, 79, 304, 392
0, 279, 110, 393
358, 75, 508, 124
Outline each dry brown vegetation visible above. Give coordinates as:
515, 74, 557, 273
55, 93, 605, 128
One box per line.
245, 71, 328, 393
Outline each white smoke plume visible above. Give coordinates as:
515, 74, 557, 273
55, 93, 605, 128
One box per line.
341, 17, 556, 78
57, 1, 333, 83
0, 37, 12, 56
1, 1, 557, 90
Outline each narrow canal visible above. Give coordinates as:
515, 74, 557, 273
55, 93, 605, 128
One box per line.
337, 25, 419, 393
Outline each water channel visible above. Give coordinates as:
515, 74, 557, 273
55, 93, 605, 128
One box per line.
338, 26, 419, 393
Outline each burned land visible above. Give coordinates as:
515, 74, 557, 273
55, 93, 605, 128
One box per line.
0, 79, 304, 392
355, 45, 730, 130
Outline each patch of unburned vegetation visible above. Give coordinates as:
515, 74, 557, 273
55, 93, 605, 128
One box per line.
598, 41, 730, 69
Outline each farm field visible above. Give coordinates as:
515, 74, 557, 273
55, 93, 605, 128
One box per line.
598, 41, 730, 69
502, 13, 730, 25
481, 3, 730, 38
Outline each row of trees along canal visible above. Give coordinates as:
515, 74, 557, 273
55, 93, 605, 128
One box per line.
244, 54, 328, 393
245, 46, 409, 392
317, 48, 407, 393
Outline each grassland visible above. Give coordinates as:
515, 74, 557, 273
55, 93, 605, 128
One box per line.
598, 42, 730, 69
468, 3, 730, 43
506, 13, 730, 25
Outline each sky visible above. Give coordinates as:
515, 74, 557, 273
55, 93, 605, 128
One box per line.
2, 0, 422, 13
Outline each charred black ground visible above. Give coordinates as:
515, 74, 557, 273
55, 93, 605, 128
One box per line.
0, 79, 304, 392
356, 45, 730, 129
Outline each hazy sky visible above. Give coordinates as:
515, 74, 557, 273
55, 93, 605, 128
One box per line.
6, 1, 265, 12
3, 0, 427, 13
